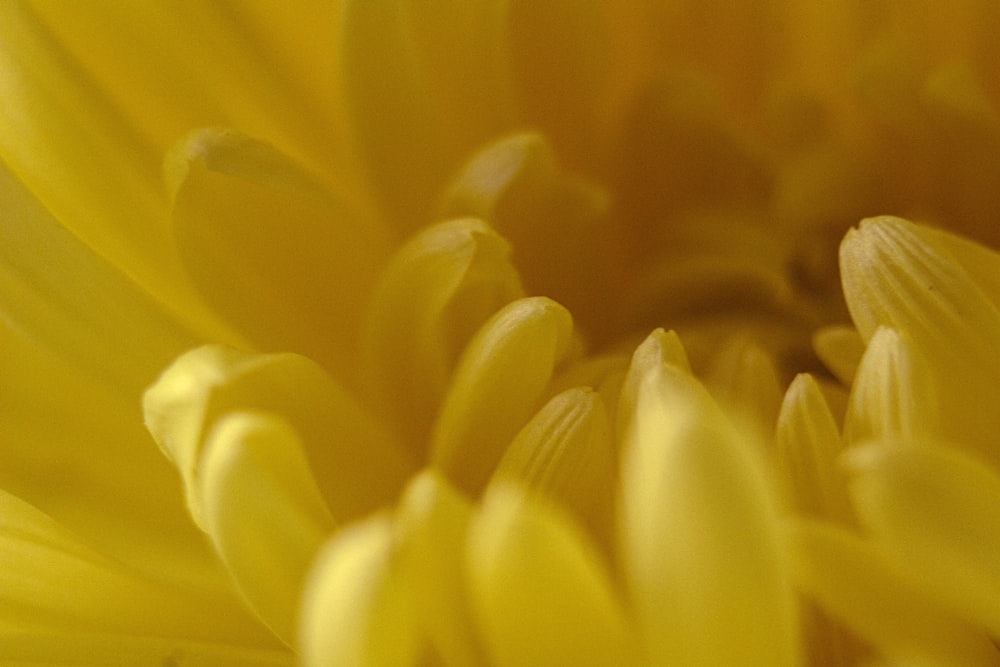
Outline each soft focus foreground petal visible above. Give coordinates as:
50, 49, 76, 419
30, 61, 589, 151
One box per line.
300, 515, 420, 667
467, 484, 637, 667
1, 629, 291, 666
620, 362, 797, 666
362, 218, 523, 449
787, 518, 1000, 667
845, 442, 1000, 636
776, 374, 853, 522
431, 297, 575, 495
492, 387, 615, 536
144, 345, 413, 529
0, 3, 232, 339
27, 0, 344, 175
395, 470, 486, 667
440, 132, 622, 342
706, 336, 783, 445
844, 327, 938, 445
813, 324, 865, 386
168, 128, 391, 383
0, 489, 271, 648
338, 0, 514, 229
199, 412, 336, 645
840, 216, 1000, 465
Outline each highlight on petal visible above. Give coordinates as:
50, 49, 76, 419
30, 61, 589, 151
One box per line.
619, 360, 798, 666
843, 326, 938, 445
362, 218, 523, 449
394, 470, 486, 667
143, 345, 414, 529
198, 412, 336, 645
466, 483, 636, 667
299, 514, 420, 667
0, 489, 269, 648
617, 328, 691, 443
787, 518, 1000, 667
168, 127, 391, 382
775, 374, 852, 523
430, 296, 576, 495
845, 442, 1000, 637
491, 387, 615, 534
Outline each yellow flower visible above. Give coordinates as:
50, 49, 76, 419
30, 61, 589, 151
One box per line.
3, 2, 1000, 666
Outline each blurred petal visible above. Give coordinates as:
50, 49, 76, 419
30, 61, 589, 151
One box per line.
144, 345, 414, 528
300, 515, 420, 667
362, 218, 523, 448
199, 412, 336, 645
812, 324, 864, 386
431, 297, 575, 494
394, 470, 486, 667
845, 442, 1000, 636
168, 128, 391, 382
620, 361, 797, 666
467, 484, 636, 667
788, 518, 1000, 667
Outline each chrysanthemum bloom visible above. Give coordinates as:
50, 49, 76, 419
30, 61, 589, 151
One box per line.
3, 2, 1000, 665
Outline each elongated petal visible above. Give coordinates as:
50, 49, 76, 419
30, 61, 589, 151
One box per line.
844, 326, 938, 444
431, 297, 575, 494
840, 216, 1000, 465
845, 442, 1000, 636
787, 518, 1000, 667
0, 629, 291, 667
299, 515, 420, 667
144, 345, 414, 528
394, 470, 486, 667
168, 128, 391, 383
775, 374, 852, 522
467, 484, 636, 667
0, 489, 269, 647
617, 328, 691, 442
199, 412, 336, 645
706, 336, 783, 444
362, 218, 522, 448
620, 362, 798, 667
492, 387, 615, 530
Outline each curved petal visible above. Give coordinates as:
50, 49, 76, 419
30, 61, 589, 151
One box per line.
430, 297, 576, 495
199, 412, 336, 645
467, 483, 636, 667
619, 361, 798, 667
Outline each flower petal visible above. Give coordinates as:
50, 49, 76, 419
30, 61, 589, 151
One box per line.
466, 483, 636, 667
812, 324, 864, 386
394, 470, 486, 667
787, 518, 1000, 667
843, 326, 938, 445
430, 297, 576, 495
775, 373, 853, 522
0, 489, 270, 647
199, 412, 336, 645
845, 442, 1000, 636
144, 345, 414, 529
299, 515, 420, 667
361, 218, 523, 449
619, 361, 798, 666
167, 128, 391, 383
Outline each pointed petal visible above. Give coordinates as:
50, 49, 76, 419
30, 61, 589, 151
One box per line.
706, 336, 783, 444
430, 297, 576, 495
168, 128, 391, 382
199, 412, 336, 644
845, 442, 1000, 636
394, 470, 486, 667
844, 327, 938, 445
299, 515, 420, 667
787, 518, 1000, 667
467, 484, 636, 667
775, 374, 853, 522
620, 362, 798, 667
617, 328, 691, 443
361, 218, 522, 448
0, 489, 269, 647
144, 345, 414, 529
